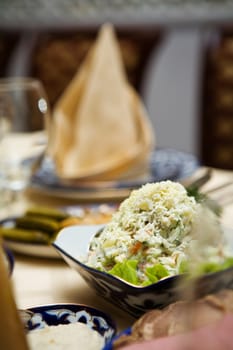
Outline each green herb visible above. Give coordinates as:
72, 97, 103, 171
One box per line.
186, 186, 222, 217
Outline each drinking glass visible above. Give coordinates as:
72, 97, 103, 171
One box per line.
0, 77, 50, 207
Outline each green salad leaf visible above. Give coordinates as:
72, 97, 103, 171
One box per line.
108, 260, 139, 285
108, 255, 233, 286
108, 260, 170, 286
144, 263, 169, 285
197, 257, 233, 275
179, 260, 189, 274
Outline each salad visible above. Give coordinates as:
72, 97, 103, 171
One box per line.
86, 181, 232, 286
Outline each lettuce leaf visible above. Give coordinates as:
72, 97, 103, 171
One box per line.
179, 259, 189, 274
196, 257, 233, 275
108, 259, 170, 286
145, 263, 169, 284
107, 255, 233, 286
108, 260, 139, 285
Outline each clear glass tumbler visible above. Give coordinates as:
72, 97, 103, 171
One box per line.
0, 77, 50, 207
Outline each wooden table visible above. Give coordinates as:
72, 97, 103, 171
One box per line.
8, 167, 233, 332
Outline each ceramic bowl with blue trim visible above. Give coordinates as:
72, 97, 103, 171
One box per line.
4, 245, 14, 276
102, 327, 132, 350
24, 303, 116, 346
53, 225, 233, 318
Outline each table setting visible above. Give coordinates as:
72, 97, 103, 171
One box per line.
0, 23, 233, 350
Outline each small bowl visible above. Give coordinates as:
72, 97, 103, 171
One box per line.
23, 303, 116, 346
53, 225, 233, 318
4, 245, 14, 276
102, 328, 132, 350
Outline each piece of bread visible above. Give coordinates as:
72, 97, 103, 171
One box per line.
113, 289, 233, 349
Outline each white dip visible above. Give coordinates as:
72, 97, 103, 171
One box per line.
27, 322, 104, 350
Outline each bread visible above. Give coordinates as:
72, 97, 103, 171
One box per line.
113, 289, 233, 349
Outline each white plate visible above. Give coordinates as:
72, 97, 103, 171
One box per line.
4, 240, 59, 259
30, 149, 199, 201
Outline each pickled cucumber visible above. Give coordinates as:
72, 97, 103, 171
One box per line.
25, 206, 69, 221
15, 216, 60, 234
0, 227, 50, 244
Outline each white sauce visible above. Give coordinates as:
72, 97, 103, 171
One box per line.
27, 322, 104, 350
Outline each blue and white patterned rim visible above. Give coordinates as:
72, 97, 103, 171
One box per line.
31, 148, 199, 192
26, 304, 117, 345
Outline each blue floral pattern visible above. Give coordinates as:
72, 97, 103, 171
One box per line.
26, 304, 116, 345
54, 227, 233, 318
31, 149, 199, 198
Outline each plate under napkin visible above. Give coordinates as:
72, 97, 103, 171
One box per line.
29, 148, 199, 201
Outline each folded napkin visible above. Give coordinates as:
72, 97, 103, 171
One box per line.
48, 24, 155, 180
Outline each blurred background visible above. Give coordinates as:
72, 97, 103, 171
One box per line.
0, 0, 233, 170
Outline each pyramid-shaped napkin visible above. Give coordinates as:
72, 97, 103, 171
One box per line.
48, 24, 155, 180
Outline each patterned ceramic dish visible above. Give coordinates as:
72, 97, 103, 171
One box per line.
24, 303, 116, 347
4, 245, 14, 276
102, 328, 132, 350
30, 149, 199, 201
53, 225, 233, 318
